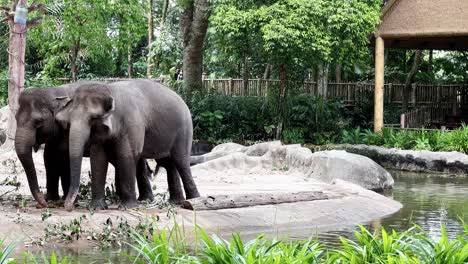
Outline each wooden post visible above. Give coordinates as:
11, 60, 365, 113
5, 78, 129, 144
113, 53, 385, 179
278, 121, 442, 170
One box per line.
374, 36, 385, 132
400, 114, 405, 128
257, 78, 261, 96
229, 78, 234, 95
347, 82, 352, 103
436, 84, 441, 103
3, 0, 28, 148
411, 83, 417, 107
388, 83, 393, 103
452, 90, 458, 115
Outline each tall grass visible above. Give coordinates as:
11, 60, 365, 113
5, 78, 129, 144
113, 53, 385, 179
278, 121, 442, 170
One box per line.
126, 221, 468, 264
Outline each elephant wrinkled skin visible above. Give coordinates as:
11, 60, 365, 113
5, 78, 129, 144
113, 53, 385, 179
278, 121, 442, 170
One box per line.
14, 82, 154, 208
56, 80, 200, 211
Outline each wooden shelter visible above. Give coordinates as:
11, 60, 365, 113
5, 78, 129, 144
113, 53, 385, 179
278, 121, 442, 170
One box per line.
372, 0, 468, 131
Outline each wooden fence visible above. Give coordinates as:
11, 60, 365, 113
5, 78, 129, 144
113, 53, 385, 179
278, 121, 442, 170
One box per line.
202, 78, 468, 106
400, 88, 468, 129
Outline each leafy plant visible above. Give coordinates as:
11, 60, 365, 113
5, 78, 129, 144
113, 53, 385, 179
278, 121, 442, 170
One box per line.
22, 252, 72, 264
282, 128, 305, 144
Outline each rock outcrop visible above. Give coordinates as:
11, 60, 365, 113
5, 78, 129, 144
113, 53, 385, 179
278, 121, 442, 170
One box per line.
327, 144, 468, 175
192, 141, 394, 191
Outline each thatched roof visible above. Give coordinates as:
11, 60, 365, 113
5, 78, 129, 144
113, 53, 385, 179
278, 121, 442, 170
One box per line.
373, 0, 468, 50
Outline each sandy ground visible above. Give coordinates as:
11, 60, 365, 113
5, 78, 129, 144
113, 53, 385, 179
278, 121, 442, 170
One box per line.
0, 147, 402, 250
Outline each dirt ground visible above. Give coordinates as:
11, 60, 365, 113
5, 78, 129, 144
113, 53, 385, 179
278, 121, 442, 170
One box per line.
0, 145, 402, 251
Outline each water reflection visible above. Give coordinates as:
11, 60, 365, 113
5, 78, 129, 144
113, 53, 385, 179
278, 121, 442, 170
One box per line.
319, 170, 468, 243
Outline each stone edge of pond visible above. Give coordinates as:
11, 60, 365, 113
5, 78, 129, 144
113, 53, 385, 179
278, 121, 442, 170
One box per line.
307, 144, 468, 176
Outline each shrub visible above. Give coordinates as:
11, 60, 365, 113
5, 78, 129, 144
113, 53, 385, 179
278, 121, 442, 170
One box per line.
338, 126, 468, 154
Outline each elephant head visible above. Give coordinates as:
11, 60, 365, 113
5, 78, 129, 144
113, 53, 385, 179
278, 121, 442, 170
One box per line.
55, 83, 115, 211
15, 89, 71, 208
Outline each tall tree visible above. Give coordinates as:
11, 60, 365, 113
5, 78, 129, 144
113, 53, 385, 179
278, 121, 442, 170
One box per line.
29, 0, 111, 80
1, 0, 44, 148
402, 50, 422, 112
146, 0, 154, 77
180, 0, 210, 94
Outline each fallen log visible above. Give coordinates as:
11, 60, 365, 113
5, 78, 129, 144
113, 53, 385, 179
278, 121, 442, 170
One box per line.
182, 191, 344, 211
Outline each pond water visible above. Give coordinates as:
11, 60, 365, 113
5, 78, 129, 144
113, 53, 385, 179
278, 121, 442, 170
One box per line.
28, 170, 468, 262
317, 170, 468, 243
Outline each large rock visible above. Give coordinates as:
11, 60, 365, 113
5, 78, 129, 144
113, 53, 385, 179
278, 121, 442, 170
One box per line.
192, 142, 394, 191
328, 144, 468, 175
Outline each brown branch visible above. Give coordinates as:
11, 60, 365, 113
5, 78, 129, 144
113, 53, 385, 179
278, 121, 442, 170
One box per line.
26, 16, 42, 28
28, 2, 47, 13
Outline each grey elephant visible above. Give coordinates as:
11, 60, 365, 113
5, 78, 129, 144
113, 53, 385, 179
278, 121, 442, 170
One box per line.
56, 80, 200, 211
14, 82, 154, 208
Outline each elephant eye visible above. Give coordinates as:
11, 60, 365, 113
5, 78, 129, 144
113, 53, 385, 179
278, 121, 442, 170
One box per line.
33, 118, 44, 127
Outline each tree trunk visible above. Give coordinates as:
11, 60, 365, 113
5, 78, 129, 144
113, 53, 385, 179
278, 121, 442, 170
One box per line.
181, 0, 210, 95
160, 0, 169, 27
146, 0, 154, 78
335, 63, 342, 82
3, 0, 28, 148
242, 54, 248, 95
153, 0, 169, 72
402, 50, 422, 112
263, 64, 271, 79
275, 63, 287, 140
428, 49, 433, 73
127, 44, 133, 78
317, 62, 329, 98
182, 191, 342, 211
70, 39, 80, 82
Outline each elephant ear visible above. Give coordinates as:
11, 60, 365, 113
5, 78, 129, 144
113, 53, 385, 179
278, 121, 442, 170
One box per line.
100, 97, 115, 132
54, 96, 73, 129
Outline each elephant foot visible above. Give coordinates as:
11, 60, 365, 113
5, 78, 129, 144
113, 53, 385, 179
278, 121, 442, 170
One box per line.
89, 198, 108, 210
185, 189, 200, 200
47, 199, 64, 208
45, 193, 60, 202
118, 199, 138, 210
169, 196, 185, 205
138, 192, 154, 202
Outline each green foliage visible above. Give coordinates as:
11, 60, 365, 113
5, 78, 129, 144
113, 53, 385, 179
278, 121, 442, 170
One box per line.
191, 92, 273, 142
282, 128, 305, 144
4, 222, 468, 263
338, 126, 468, 154
124, 222, 468, 264
0, 235, 20, 264
22, 252, 71, 264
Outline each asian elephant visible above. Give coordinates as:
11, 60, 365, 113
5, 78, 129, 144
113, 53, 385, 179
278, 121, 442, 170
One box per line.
56, 80, 200, 211
14, 82, 154, 208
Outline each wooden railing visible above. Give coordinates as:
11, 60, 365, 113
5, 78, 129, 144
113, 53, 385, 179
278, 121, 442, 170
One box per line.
202, 78, 468, 106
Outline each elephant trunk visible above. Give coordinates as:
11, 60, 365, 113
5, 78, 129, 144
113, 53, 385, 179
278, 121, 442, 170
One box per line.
64, 120, 90, 211
15, 127, 47, 207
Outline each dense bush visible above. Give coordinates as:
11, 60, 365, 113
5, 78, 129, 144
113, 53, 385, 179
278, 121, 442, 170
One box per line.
190, 92, 273, 142
339, 126, 468, 153
189, 90, 404, 145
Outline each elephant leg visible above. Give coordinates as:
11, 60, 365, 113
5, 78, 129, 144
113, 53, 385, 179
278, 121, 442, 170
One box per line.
59, 155, 70, 199
89, 144, 109, 210
136, 159, 154, 201
43, 144, 60, 201
115, 148, 138, 209
172, 145, 200, 199
157, 158, 184, 203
